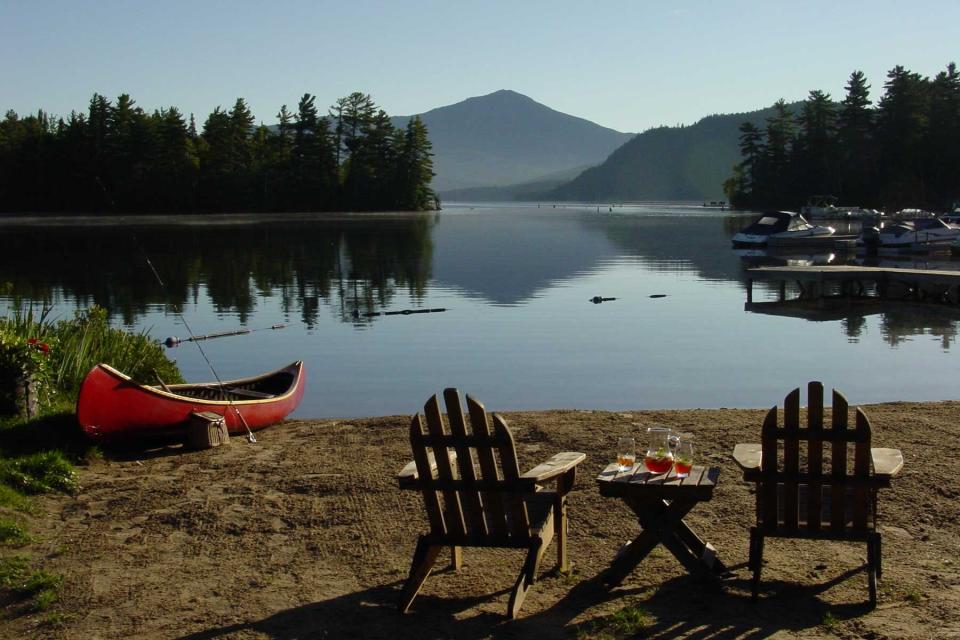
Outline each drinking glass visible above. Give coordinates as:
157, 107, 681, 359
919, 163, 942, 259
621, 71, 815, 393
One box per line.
617, 436, 636, 471
674, 438, 694, 478
644, 427, 674, 474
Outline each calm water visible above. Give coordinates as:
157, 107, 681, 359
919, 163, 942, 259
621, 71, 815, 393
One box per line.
2, 202, 959, 418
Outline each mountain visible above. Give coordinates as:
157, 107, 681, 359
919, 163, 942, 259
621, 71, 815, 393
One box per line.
437, 166, 588, 202
547, 103, 801, 202
392, 90, 635, 192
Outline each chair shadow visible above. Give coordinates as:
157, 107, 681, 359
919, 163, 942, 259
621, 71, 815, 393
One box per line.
175, 579, 512, 640
175, 565, 877, 640
565, 565, 876, 640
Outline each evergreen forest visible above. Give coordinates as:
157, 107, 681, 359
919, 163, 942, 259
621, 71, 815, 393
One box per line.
0, 92, 436, 214
725, 63, 960, 212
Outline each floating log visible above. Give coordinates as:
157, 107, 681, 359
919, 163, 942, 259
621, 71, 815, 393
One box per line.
362, 308, 447, 318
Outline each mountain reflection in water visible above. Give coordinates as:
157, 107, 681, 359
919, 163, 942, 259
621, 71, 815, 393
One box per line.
1, 204, 958, 417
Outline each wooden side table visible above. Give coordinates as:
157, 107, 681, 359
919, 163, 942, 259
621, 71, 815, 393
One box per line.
596, 463, 727, 587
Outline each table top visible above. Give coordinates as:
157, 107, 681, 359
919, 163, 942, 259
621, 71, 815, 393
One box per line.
596, 463, 720, 500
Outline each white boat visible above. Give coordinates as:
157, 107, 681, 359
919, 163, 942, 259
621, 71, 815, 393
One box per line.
857, 218, 960, 249
732, 211, 835, 247
893, 208, 936, 220
801, 196, 879, 220
800, 195, 840, 218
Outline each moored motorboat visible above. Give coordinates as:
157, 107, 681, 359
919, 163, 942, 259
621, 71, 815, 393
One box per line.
76, 361, 306, 442
857, 218, 960, 250
732, 211, 835, 247
799, 196, 879, 220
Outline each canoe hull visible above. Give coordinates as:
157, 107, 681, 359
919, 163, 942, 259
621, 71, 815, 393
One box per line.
76, 361, 306, 442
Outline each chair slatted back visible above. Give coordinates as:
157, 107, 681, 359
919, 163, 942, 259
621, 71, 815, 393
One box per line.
409, 389, 532, 541
758, 382, 874, 535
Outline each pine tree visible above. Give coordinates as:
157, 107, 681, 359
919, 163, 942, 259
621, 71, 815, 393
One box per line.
926, 63, 960, 207
836, 71, 876, 206
795, 90, 838, 198
398, 116, 435, 211
877, 66, 930, 207
729, 121, 764, 206
292, 94, 337, 210
763, 100, 797, 207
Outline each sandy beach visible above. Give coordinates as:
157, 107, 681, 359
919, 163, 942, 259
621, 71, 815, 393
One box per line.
3, 399, 959, 639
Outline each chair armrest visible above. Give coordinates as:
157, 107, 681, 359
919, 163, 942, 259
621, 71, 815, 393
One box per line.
520, 452, 586, 483
871, 448, 903, 477
733, 443, 762, 472
396, 450, 457, 489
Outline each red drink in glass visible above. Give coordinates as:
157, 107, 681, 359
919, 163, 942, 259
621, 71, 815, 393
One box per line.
644, 454, 673, 474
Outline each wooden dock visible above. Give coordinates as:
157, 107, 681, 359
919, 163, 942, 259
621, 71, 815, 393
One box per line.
746, 265, 960, 306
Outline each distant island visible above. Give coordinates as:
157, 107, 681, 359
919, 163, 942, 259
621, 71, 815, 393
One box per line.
726, 62, 959, 213
0, 92, 436, 214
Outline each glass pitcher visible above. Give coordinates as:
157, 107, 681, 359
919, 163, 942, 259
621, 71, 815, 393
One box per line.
644, 427, 675, 474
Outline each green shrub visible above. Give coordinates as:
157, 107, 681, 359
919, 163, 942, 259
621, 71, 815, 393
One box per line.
49, 306, 183, 395
0, 304, 183, 413
0, 451, 79, 495
0, 306, 57, 414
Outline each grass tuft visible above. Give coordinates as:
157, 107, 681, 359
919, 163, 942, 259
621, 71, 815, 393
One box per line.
577, 604, 652, 639
0, 556, 63, 612
0, 517, 33, 546
822, 611, 838, 628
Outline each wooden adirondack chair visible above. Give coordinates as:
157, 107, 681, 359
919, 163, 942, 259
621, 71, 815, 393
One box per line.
732, 382, 903, 606
396, 389, 585, 618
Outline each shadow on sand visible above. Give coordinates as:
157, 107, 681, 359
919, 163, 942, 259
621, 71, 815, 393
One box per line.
176, 563, 875, 640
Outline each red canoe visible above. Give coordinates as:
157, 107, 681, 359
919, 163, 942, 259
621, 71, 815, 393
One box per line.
76, 361, 306, 442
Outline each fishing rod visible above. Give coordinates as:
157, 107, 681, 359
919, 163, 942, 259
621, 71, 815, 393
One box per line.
164, 323, 286, 348
132, 235, 258, 443
96, 175, 259, 442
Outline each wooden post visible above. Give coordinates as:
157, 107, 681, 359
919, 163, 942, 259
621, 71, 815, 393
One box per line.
747, 279, 753, 304
778, 280, 786, 301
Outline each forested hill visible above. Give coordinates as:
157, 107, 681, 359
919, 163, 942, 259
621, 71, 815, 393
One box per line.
547, 104, 799, 202
392, 90, 635, 192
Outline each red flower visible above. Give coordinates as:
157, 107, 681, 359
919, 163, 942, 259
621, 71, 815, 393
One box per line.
39, 343, 50, 353
27, 338, 38, 345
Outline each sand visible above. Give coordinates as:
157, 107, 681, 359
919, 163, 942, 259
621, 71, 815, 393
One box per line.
3, 399, 959, 639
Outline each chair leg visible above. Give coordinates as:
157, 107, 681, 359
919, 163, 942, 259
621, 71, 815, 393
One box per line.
398, 539, 442, 614
508, 541, 543, 619
867, 533, 879, 607
749, 527, 763, 602
874, 533, 882, 580
555, 495, 569, 573
451, 546, 462, 572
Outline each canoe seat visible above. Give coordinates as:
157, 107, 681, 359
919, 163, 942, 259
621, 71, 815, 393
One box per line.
224, 387, 273, 399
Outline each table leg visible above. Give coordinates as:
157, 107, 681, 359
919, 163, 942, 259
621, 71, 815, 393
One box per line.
603, 496, 725, 585
673, 518, 728, 573
602, 528, 663, 587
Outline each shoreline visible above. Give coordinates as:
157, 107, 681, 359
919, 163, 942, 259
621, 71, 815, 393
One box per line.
3, 399, 958, 639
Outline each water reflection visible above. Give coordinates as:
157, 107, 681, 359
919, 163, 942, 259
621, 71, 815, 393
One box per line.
1, 207, 960, 417
0, 214, 435, 328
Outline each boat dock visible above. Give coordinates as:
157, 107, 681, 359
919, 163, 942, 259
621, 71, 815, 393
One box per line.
745, 265, 960, 306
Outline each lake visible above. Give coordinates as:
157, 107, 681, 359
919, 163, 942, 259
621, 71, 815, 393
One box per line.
2, 202, 959, 418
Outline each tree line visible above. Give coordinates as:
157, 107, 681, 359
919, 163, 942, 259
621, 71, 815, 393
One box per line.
0, 91, 436, 213
725, 63, 960, 212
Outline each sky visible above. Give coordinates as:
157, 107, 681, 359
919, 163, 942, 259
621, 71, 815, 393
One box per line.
2, 0, 958, 133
